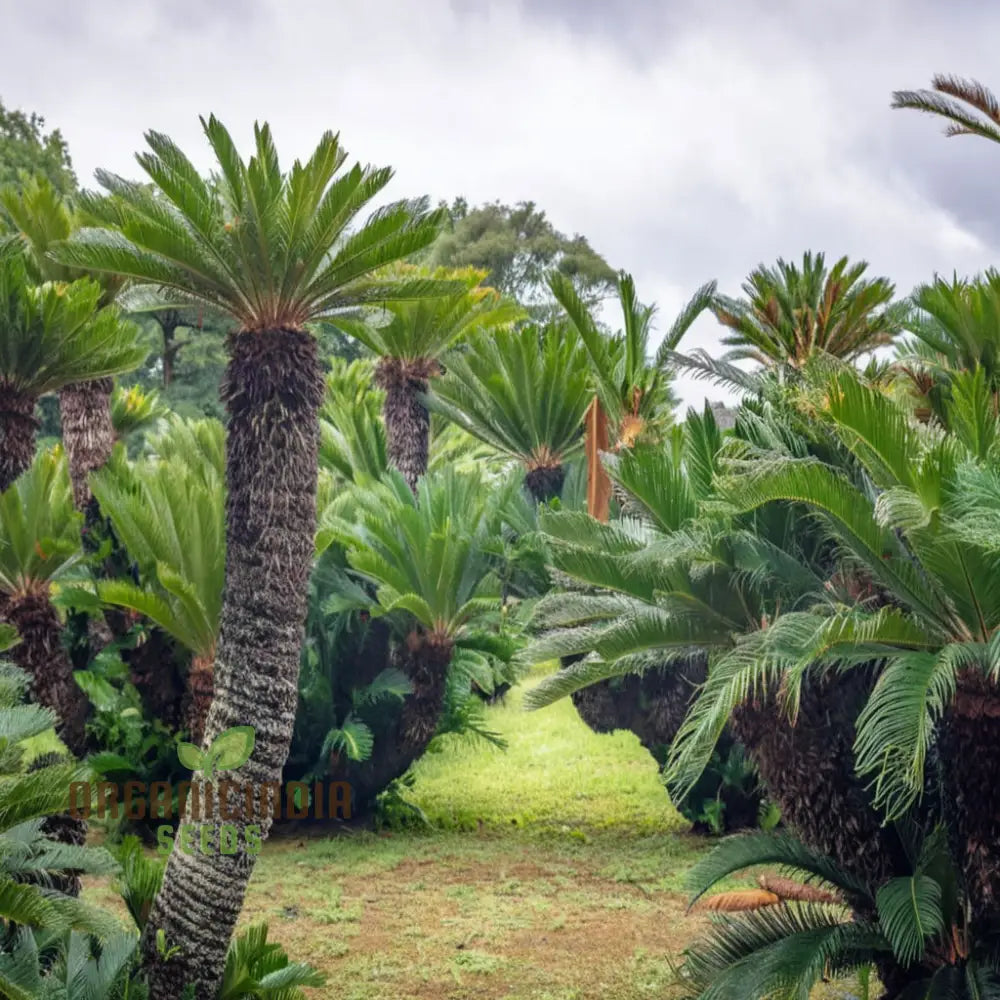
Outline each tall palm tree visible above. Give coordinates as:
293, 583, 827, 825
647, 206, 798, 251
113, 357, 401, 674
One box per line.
90, 418, 224, 745
335, 265, 522, 491
0, 447, 90, 754
548, 269, 716, 449
1, 175, 129, 510
713, 251, 902, 368
0, 245, 144, 492
429, 323, 591, 502
52, 116, 446, 996
893, 74, 1000, 146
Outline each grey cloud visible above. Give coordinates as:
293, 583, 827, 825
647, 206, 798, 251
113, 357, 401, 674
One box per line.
6, 0, 1000, 407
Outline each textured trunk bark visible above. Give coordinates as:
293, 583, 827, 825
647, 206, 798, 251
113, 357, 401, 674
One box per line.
730, 671, 922, 998
58, 377, 115, 512
524, 464, 565, 504
0, 388, 38, 492
937, 670, 1000, 926
326, 627, 453, 816
376, 359, 431, 494
730, 670, 909, 890
0, 591, 89, 757
140, 329, 323, 999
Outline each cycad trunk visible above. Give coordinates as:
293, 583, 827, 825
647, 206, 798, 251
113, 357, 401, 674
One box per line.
376, 358, 432, 494
140, 329, 323, 999
0, 388, 38, 492
182, 655, 214, 747
58, 377, 115, 512
937, 670, 1000, 926
525, 463, 565, 504
730, 670, 921, 998
327, 626, 453, 815
0, 590, 88, 756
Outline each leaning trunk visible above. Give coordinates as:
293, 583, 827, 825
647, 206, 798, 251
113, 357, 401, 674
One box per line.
140, 329, 323, 998
0, 590, 89, 757
376, 358, 431, 494
58, 377, 115, 513
0, 387, 38, 492
524, 463, 565, 504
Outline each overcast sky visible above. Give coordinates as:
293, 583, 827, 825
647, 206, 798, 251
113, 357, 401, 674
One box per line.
5, 0, 1000, 405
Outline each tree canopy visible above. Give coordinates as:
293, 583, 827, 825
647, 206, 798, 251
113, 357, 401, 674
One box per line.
0, 99, 76, 197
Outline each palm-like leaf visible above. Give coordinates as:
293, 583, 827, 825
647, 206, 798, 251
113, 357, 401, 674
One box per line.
893, 74, 1000, 145
0, 448, 81, 595
549, 269, 716, 445
714, 252, 901, 367
90, 419, 224, 658
51, 117, 449, 330
0, 252, 145, 396
429, 323, 591, 475
334, 264, 522, 362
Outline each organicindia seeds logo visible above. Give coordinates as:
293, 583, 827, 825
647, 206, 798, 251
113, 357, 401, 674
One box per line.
69, 724, 352, 857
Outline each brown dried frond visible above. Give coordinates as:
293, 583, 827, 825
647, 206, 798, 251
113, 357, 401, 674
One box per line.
696, 889, 781, 912
932, 74, 1000, 125
757, 874, 843, 906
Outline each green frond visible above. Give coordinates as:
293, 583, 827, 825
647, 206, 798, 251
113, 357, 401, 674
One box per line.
0, 447, 81, 593
52, 117, 446, 332
429, 323, 591, 469
875, 875, 944, 967
90, 419, 224, 658
0, 252, 145, 395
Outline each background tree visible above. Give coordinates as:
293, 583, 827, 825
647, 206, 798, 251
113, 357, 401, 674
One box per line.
422, 199, 617, 320
53, 115, 447, 996
335, 265, 522, 491
0, 98, 76, 198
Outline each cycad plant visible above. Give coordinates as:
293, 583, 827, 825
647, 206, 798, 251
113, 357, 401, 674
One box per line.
0, 448, 90, 754
895, 273, 1000, 421
335, 265, 521, 491
713, 251, 902, 368
677, 826, 994, 999
90, 417, 225, 745
0, 662, 121, 974
110, 383, 168, 442
666, 367, 1000, 930
52, 117, 446, 995
0, 245, 145, 492
549, 269, 716, 449
312, 468, 511, 808
520, 404, 825, 831
430, 323, 591, 502
1, 174, 135, 509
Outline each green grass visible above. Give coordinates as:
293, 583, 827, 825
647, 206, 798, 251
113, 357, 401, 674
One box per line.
82, 667, 866, 999
406, 669, 687, 835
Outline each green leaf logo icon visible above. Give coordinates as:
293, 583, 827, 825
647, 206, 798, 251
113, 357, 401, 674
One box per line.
177, 742, 206, 772
177, 726, 255, 782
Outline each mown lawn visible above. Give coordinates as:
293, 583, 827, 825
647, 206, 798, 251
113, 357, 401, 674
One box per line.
84, 670, 864, 999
